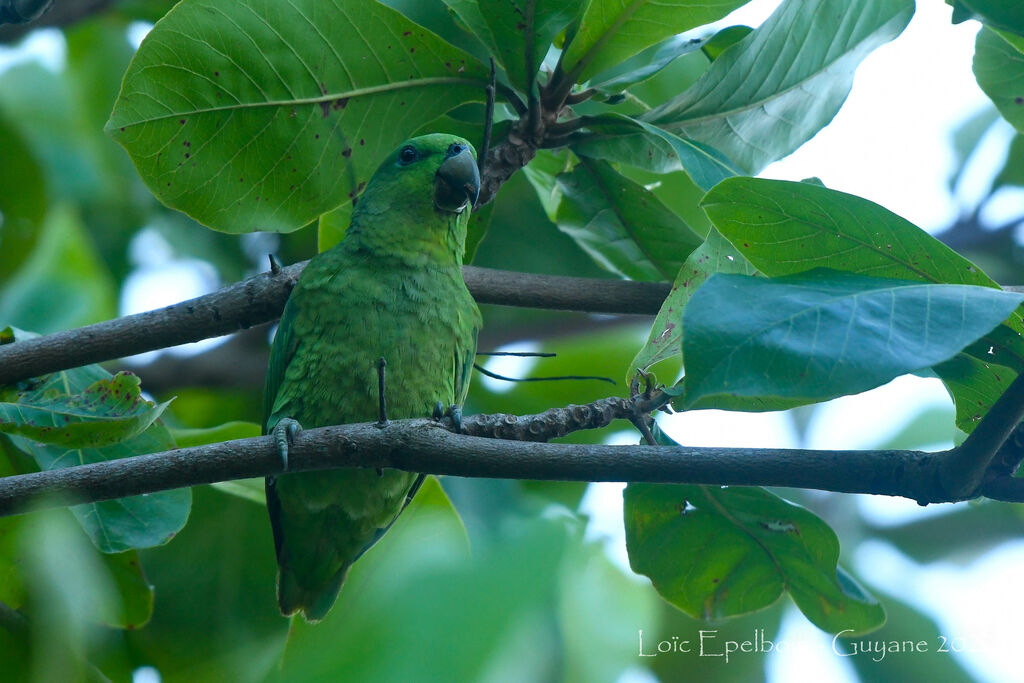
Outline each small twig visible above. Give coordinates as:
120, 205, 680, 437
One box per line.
565, 88, 596, 105
477, 57, 496, 199
546, 117, 589, 139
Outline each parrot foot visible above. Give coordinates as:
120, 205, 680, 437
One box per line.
432, 402, 463, 433
272, 418, 302, 471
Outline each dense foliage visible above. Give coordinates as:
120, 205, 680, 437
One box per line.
1, 0, 1023, 680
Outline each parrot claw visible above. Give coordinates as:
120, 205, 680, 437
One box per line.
273, 418, 302, 471
447, 405, 463, 433
431, 402, 462, 433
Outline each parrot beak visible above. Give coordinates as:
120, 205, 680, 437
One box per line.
434, 144, 480, 214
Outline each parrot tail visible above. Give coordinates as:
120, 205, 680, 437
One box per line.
278, 564, 351, 623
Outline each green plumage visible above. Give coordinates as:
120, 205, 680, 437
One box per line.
263, 134, 481, 621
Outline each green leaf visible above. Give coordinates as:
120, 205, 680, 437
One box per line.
0, 113, 46, 287
576, 114, 740, 190
700, 25, 753, 61
643, 0, 914, 173
974, 27, 1024, 135
464, 200, 493, 263
700, 175, 1001, 281
0, 345, 191, 553
628, 228, 756, 382
561, 0, 748, 83
476, 0, 577, 93
587, 35, 706, 93
317, 203, 352, 253
932, 353, 1017, 434
521, 148, 573, 222
11, 420, 190, 553
0, 371, 170, 449
106, 0, 490, 234
100, 550, 155, 630
442, 0, 502, 61
680, 270, 1024, 409
554, 157, 703, 280
951, 0, 1024, 36
624, 478, 884, 634
699, 177, 1024, 377
0, 205, 117, 334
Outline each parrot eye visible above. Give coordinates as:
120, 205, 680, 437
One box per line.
398, 145, 418, 165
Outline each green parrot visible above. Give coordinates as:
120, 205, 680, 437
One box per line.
263, 133, 482, 622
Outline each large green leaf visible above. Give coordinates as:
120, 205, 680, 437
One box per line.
106, 0, 490, 234
587, 34, 707, 93
11, 420, 190, 554
475, 0, 577, 93
554, 157, 703, 280
628, 228, 756, 382
680, 270, 1024, 409
0, 205, 116, 334
643, 0, 914, 172
700, 177, 1024, 372
0, 331, 190, 553
561, 0, 748, 82
0, 371, 170, 449
700, 178, 1024, 429
932, 353, 1017, 434
624, 477, 884, 633
974, 27, 1024, 135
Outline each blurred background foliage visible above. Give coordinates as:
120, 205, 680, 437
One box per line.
0, 1, 1023, 682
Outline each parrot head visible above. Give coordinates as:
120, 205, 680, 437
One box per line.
347, 134, 480, 264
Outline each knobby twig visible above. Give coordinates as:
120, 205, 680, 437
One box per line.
1, 385, 1023, 518
0, 266, 670, 386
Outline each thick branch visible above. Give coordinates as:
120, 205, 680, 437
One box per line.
0, 417, 953, 518
2, 379, 1022, 516
0, 266, 669, 386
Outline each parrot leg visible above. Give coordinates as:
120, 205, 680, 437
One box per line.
376, 357, 388, 428
272, 418, 302, 471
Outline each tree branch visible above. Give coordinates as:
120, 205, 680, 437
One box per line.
940, 371, 1024, 497
0, 418, 941, 518
0, 265, 670, 386
2, 384, 1022, 518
